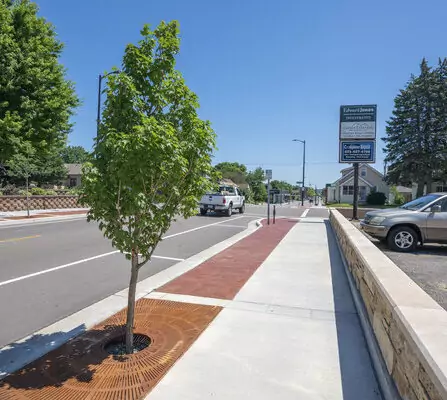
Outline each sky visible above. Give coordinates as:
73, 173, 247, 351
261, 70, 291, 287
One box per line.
36, 0, 447, 188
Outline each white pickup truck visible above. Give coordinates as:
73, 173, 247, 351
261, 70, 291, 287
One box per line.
199, 185, 245, 216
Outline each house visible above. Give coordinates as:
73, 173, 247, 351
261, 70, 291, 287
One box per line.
326, 164, 389, 204
64, 164, 82, 187
411, 181, 447, 199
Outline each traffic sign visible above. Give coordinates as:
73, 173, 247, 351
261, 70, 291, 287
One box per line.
265, 169, 272, 179
340, 105, 377, 139
339, 141, 375, 163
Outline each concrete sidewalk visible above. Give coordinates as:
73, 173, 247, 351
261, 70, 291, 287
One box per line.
147, 217, 382, 399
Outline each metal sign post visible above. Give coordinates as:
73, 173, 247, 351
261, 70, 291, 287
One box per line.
265, 170, 272, 225
353, 163, 359, 220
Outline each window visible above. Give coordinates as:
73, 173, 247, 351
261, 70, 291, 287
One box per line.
361, 168, 367, 178
69, 178, 77, 187
435, 185, 447, 193
342, 185, 354, 195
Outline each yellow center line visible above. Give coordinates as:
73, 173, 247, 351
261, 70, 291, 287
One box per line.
0, 235, 41, 243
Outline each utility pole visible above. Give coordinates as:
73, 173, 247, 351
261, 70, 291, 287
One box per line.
292, 139, 306, 206
353, 163, 359, 220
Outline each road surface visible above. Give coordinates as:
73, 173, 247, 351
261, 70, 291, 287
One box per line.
0, 204, 310, 347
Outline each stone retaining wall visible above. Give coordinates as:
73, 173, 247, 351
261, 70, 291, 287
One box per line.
0, 195, 80, 211
330, 209, 447, 400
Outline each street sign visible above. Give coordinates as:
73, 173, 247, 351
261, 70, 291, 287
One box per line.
340, 105, 377, 139
339, 141, 375, 163
265, 169, 272, 179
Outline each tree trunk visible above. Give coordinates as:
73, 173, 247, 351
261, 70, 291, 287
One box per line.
125, 250, 139, 354
26, 175, 30, 218
416, 179, 425, 197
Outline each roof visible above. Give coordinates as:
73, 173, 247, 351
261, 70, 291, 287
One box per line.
395, 186, 412, 193
340, 164, 384, 177
65, 164, 82, 175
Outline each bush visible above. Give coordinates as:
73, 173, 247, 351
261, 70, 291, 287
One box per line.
390, 186, 405, 205
18, 189, 31, 196
45, 189, 57, 196
1, 184, 19, 195
0, 191, 3, 196
367, 191, 386, 206
30, 187, 46, 195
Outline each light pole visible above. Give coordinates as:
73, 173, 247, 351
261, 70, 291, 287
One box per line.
292, 139, 306, 206
96, 70, 120, 141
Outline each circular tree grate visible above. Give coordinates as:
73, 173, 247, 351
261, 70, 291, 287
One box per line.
104, 333, 151, 355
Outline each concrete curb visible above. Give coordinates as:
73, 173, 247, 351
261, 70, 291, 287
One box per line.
0, 218, 263, 378
0, 213, 87, 227
330, 209, 447, 400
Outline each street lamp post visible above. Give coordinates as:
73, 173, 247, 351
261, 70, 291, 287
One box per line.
96, 71, 120, 142
293, 139, 306, 206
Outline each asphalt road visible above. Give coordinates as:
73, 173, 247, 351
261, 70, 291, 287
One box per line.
0, 204, 308, 348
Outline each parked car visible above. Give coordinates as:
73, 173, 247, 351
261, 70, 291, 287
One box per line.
199, 185, 245, 216
360, 193, 447, 252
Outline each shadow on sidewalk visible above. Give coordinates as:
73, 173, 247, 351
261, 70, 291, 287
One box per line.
0, 324, 127, 390
324, 221, 381, 400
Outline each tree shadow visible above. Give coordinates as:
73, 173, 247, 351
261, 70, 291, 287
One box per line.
324, 221, 383, 400
0, 324, 128, 390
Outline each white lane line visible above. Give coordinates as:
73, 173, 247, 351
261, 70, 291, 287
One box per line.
0, 216, 246, 287
215, 224, 248, 229
152, 255, 185, 262
161, 216, 245, 239
300, 209, 310, 218
0, 251, 119, 288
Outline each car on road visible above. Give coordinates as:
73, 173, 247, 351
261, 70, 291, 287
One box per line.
360, 193, 447, 252
199, 185, 245, 216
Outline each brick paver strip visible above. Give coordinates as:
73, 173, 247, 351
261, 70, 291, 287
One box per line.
157, 218, 297, 299
0, 299, 221, 400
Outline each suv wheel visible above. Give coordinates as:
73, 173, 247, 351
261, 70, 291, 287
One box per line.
387, 226, 418, 252
226, 204, 232, 217
239, 203, 245, 214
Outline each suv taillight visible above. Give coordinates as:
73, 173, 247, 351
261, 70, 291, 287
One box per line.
222, 198, 226, 204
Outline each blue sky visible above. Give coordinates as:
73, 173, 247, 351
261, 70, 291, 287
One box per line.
37, 0, 447, 187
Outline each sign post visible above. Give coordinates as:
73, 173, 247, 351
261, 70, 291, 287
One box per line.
339, 105, 377, 220
265, 169, 272, 225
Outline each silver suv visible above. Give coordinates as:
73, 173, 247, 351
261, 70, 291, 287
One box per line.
360, 193, 447, 252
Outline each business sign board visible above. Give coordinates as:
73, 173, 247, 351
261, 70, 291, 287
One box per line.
265, 169, 272, 179
339, 141, 375, 163
340, 105, 377, 139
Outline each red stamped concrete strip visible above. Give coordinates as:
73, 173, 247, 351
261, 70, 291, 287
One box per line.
0, 299, 221, 400
157, 218, 297, 300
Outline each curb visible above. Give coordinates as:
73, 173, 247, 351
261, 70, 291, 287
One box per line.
0, 218, 263, 378
0, 213, 87, 227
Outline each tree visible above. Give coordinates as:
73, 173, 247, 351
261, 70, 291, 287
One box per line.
270, 180, 292, 192
80, 21, 216, 354
214, 162, 247, 185
306, 187, 316, 198
383, 58, 447, 196
7, 142, 37, 216
0, 0, 79, 184
246, 167, 266, 202
61, 145, 91, 163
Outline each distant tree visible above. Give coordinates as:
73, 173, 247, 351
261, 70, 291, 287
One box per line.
383, 58, 447, 196
7, 142, 37, 217
0, 0, 79, 184
81, 21, 216, 354
270, 180, 292, 192
306, 187, 316, 198
246, 167, 266, 202
61, 145, 91, 164
214, 162, 247, 185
